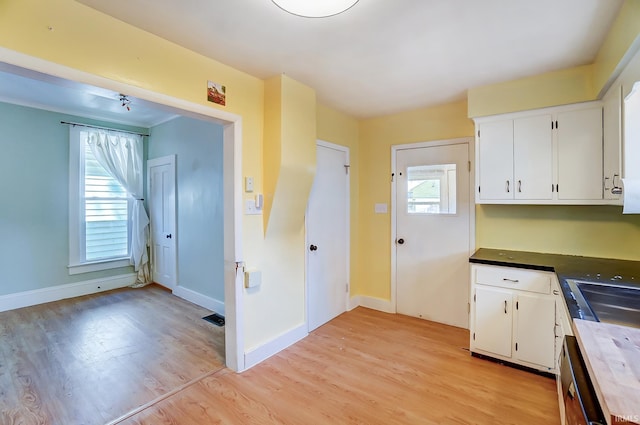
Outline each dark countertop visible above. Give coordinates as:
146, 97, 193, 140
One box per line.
469, 248, 640, 319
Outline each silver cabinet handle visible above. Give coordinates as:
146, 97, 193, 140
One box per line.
553, 289, 559, 295
502, 278, 519, 283
506, 180, 510, 193
518, 180, 522, 193
504, 300, 507, 314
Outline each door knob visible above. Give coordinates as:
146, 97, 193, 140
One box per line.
166, 234, 172, 239
309, 244, 318, 251
397, 238, 405, 245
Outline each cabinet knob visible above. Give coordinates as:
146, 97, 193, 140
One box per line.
397, 238, 405, 245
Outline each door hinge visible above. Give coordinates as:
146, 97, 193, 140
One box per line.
344, 164, 350, 175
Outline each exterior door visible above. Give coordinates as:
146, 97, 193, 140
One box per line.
148, 155, 177, 288
396, 141, 470, 328
307, 142, 349, 332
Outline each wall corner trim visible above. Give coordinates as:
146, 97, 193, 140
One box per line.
356, 296, 396, 314
0, 273, 136, 313
243, 323, 308, 371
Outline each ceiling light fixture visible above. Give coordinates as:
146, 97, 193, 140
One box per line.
271, 0, 359, 17
119, 94, 131, 111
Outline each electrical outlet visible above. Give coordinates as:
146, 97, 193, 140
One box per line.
245, 199, 261, 215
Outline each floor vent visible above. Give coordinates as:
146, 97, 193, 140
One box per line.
203, 313, 225, 327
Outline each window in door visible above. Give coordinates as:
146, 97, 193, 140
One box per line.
406, 164, 457, 214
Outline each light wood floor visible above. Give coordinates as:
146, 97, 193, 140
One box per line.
1, 288, 559, 425
0, 284, 225, 425
117, 307, 560, 425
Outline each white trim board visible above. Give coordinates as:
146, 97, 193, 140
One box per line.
0, 273, 136, 313
243, 323, 308, 370
173, 285, 225, 316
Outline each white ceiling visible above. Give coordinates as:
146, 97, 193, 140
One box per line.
74, 0, 624, 118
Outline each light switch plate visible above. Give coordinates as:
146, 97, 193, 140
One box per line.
245, 176, 254, 193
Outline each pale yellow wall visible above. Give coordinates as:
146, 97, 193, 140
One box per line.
593, 0, 640, 96
477, 205, 640, 261
316, 103, 360, 295
467, 65, 595, 118
0, 0, 314, 354
358, 100, 474, 299
246, 75, 317, 350
263, 76, 283, 231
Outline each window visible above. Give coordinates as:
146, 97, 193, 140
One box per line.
406, 164, 457, 214
69, 127, 131, 274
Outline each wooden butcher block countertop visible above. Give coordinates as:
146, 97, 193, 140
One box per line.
573, 319, 640, 425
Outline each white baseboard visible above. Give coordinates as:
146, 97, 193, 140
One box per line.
0, 273, 137, 313
172, 285, 225, 316
243, 323, 308, 370
352, 295, 396, 314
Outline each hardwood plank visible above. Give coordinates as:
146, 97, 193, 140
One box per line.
0, 284, 225, 425
119, 307, 559, 425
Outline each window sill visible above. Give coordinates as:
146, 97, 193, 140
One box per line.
68, 258, 131, 275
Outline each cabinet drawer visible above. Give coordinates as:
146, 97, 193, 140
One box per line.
473, 265, 551, 294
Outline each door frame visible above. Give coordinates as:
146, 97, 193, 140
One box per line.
390, 137, 475, 315
1, 47, 246, 372
305, 139, 350, 330
147, 155, 178, 290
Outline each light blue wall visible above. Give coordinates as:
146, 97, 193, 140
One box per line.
0, 102, 147, 296
148, 116, 224, 303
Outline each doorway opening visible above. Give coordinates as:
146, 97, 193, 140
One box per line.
0, 48, 244, 371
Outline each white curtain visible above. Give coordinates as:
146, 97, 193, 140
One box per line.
86, 129, 151, 285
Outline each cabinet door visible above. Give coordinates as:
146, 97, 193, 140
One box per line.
477, 120, 513, 201
514, 293, 556, 369
556, 107, 603, 200
513, 114, 553, 200
603, 85, 623, 201
473, 286, 512, 358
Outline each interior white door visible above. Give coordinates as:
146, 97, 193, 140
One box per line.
396, 142, 470, 328
307, 142, 349, 332
148, 156, 177, 288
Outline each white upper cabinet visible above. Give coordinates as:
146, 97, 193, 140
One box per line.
513, 114, 553, 200
556, 107, 603, 200
602, 85, 623, 202
477, 120, 514, 201
474, 101, 613, 205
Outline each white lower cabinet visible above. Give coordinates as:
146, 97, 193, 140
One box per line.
473, 286, 513, 357
470, 264, 558, 373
